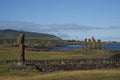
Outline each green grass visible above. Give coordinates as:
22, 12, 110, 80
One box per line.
0, 45, 120, 80
0, 45, 18, 61
0, 45, 115, 61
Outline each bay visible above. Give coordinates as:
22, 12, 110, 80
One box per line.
51, 44, 120, 51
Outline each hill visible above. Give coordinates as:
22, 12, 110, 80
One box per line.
0, 29, 61, 40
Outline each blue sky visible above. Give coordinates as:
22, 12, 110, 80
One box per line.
0, 0, 120, 41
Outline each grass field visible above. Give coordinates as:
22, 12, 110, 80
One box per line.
0, 45, 120, 80
0, 69, 120, 80
0, 45, 114, 61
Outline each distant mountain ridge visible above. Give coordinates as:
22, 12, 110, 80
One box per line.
0, 29, 61, 40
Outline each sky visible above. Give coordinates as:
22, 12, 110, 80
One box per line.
0, 0, 120, 41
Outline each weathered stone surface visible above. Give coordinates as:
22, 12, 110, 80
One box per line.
6, 59, 120, 72
97, 39, 101, 50
83, 37, 104, 50
17, 34, 24, 44
92, 37, 96, 49
88, 39, 92, 49
17, 33, 25, 62
18, 44, 25, 62
84, 38, 87, 49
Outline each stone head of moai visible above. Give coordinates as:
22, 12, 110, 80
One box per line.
84, 38, 87, 49
97, 39, 101, 50
17, 33, 25, 45
88, 39, 92, 49
92, 36, 96, 49
92, 36, 96, 41
85, 38, 87, 42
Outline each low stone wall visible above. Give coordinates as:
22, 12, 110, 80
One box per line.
35, 63, 120, 72
1, 59, 118, 65
1, 59, 120, 72
0, 60, 18, 64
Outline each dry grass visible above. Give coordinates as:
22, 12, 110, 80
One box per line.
0, 69, 120, 80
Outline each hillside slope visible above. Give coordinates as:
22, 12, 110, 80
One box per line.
0, 29, 61, 40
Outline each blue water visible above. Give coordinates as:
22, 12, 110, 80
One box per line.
51, 44, 120, 51
51, 45, 83, 51
105, 44, 120, 50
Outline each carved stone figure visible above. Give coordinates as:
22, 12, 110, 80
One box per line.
92, 37, 96, 49
88, 39, 92, 49
83, 37, 104, 50
17, 33, 25, 62
97, 39, 101, 50
84, 38, 87, 49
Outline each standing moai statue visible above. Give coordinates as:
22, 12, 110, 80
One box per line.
84, 38, 87, 49
92, 37, 96, 49
97, 39, 101, 50
88, 39, 92, 49
17, 33, 25, 62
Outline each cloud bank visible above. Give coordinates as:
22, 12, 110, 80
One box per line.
0, 21, 120, 33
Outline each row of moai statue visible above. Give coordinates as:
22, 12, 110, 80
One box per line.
84, 37, 105, 50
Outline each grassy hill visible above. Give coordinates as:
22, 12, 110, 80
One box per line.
0, 29, 81, 47
0, 29, 61, 40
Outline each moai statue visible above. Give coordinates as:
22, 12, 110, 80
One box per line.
97, 39, 101, 50
88, 39, 92, 49
84, 38, 87, 49
17, 33, 25, 62
92, 37, 96, 49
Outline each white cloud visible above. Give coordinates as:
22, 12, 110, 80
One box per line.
0, 21, 120, 33
57, 31, 70, 39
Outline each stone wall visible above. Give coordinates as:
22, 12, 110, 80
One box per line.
1, 59, 120, 72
